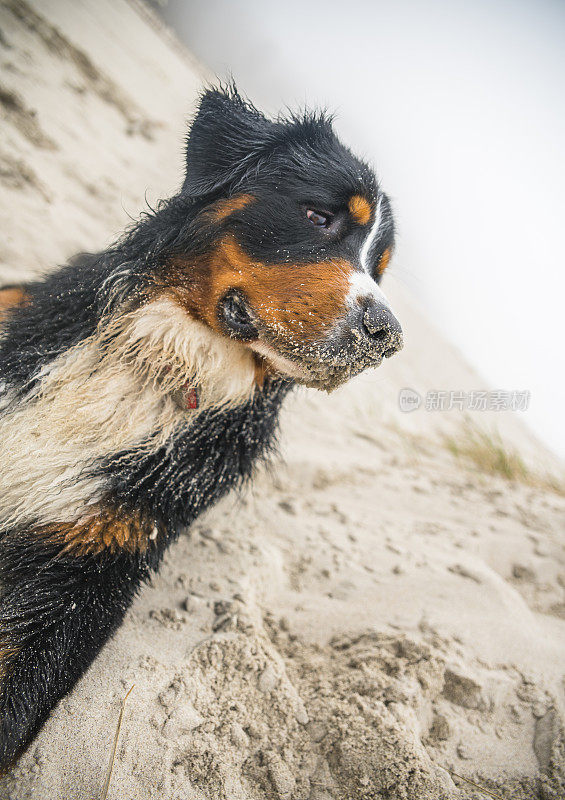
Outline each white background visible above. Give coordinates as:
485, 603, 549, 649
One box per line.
157, 0, 565, 459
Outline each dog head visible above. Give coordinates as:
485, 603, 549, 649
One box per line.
158, 87, 402, 391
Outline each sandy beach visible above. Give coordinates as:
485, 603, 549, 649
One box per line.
0, 2, 563, 798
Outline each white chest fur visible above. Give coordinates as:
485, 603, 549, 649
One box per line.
0, 297, 257, 530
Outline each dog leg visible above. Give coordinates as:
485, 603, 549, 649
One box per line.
0, 530, 151, 771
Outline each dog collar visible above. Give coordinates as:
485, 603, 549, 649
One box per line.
160, 365, 199, 411
173, 383, 199, 411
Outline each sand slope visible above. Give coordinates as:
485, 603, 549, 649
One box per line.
0, 2, 564, 798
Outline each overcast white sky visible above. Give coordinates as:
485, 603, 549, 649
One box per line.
157, 0, 565, 460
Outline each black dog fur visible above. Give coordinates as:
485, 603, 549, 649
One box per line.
0, 86, 400, 768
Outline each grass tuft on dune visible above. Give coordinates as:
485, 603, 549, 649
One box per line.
444, 420, 564, 495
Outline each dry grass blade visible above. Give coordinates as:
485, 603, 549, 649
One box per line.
449, 769, 506, 799
99, 685, 135, 800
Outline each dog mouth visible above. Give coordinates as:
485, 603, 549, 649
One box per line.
250, 337, 389, 392
218, 290, 401, 391
294, 353, 385, 391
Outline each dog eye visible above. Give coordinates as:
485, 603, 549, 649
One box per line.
306, 209, 332, 227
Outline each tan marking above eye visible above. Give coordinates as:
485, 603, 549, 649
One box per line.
211, 194, 255, 221
348, 195, 372, 226
377, 247, 392, 275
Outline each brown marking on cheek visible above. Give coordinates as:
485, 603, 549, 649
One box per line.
348, 195, 372, 226
377, 247, 392, 275
154, 256, 212, 326
212, 236, 354, 342
0, 287, 28, 322
211, 193, 255, 221
156, 236, 354, 344
37, 505, 156, 556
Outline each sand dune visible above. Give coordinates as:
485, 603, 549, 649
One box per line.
0, 2, 563, 798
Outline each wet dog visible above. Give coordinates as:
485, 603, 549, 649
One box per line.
0, 86, 402, 767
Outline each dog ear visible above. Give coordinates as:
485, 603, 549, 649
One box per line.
183, 87, 272, 197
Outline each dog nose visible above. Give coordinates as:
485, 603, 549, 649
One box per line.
360, 299, 403, 357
